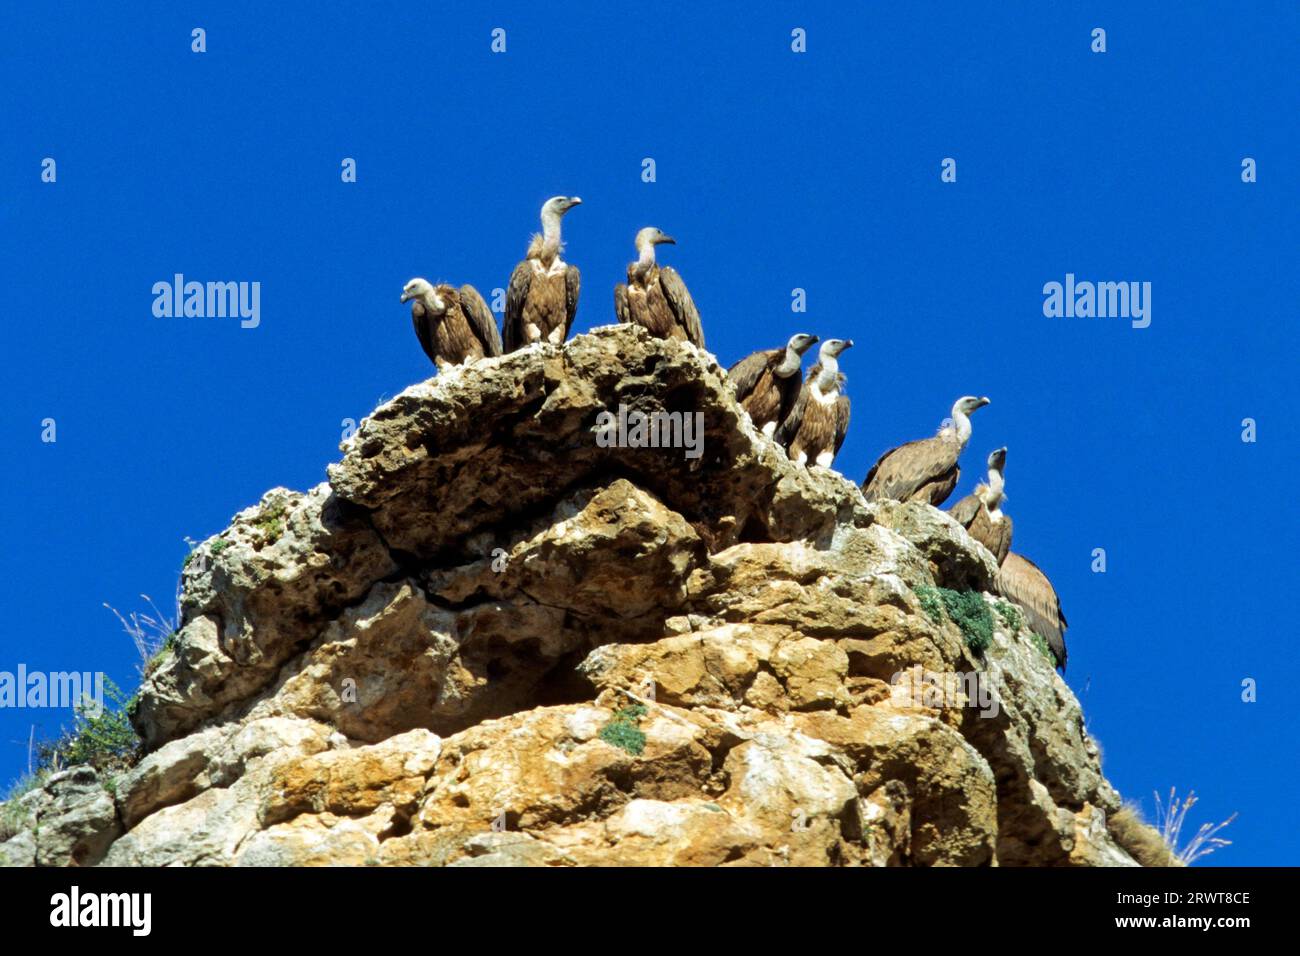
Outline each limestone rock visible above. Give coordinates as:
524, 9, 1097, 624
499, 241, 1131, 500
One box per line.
134, 484, 397, 748
4, 325, 1145, 867
33, 767, 121, 867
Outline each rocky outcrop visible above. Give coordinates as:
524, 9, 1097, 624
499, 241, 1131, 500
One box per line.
0, 767, 121, 867
2, 325, 1148, 866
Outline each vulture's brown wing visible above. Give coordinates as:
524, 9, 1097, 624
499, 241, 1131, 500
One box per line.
991, 515, 1013, 566
958, 503, 1012, 564
564, 264, 581, 338
863, 437, 959, 504
727, 350, 777, 403
833, 393, 851, 456
410, 303, 437, 367
459, 284, 502, 357
927, 466, 961, 507
659, 266, 704, 348
614, 283, 629, 325
863, 440, 919, 501
776, 380, 810, 448
863, 443, 903, 500
948, 493, 981, 529
503, 259, 532, 353
997, 552, 1067, 671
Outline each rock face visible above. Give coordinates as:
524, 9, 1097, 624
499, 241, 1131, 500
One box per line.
3, 325, 1150, 866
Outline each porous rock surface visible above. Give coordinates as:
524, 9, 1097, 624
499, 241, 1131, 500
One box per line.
4, 325, 1139, 867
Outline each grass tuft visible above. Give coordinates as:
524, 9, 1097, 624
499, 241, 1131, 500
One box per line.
1154, 788, 1236, 865
599, 704, 648, 756
105, 592, 179, 679
1109, 805, 1179, 867
916, 586, 994, 654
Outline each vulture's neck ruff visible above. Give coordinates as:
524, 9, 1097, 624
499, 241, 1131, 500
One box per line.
813, 351, 842, 394
631, 238, 658, 283
945, 404, 976, 446
981, 469, 1006, 519
420, 289, 447, 318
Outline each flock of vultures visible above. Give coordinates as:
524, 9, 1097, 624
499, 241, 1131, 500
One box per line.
400, 197, 1069, 671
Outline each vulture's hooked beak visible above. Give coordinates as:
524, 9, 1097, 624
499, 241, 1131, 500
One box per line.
400, 291, 413, 303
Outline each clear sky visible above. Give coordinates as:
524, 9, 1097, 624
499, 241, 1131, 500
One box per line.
1, 3, 1294, 864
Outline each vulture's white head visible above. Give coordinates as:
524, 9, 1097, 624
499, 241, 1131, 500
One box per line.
787, 332, 819, 354
635, 226, 675, 251
814, 339, 853, 388
987, 446, 1007, 473
541, 195, 583, 219
400, 278, 444, 311
953, 395, 991, 417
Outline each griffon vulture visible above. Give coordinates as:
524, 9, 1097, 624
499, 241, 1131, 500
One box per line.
776, 338, 853, 468
947, 447, 1013, 564
727, 333, 819, 439
614, 227, 705, 348
401, 278, 502, 370
998, 552, 1068, 671
862, 395, 990, 506
504, 196, 582, 351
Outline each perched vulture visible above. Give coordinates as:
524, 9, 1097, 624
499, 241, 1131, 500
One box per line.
401, 278, 502, 370
776, 338, 853, 468
504, 196, 582, 351
614, 227, 705, 348
727, 333, 819, 439
862, 395, 991, 506
947, 447, 1012, 564
998, 552, 1069, 671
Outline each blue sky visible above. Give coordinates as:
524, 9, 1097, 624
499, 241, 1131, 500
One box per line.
1, 3, 1295, 863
